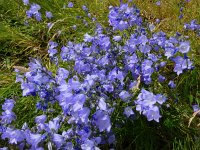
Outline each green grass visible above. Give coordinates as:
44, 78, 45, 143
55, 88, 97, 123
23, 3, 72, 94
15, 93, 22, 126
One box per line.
0, 0, 200, 149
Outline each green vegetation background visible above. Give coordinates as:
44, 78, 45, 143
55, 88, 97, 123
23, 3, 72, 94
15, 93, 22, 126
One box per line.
0, 0, 200, 149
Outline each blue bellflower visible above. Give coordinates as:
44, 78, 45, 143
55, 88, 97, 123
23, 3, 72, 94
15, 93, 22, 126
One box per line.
46, 11, 53, 19
23, 0, 29, 5
68, 2, 74, 8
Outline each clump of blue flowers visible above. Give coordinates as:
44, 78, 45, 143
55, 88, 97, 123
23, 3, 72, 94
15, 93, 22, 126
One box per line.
184, 20, 200, 36
0, 1, 194, 149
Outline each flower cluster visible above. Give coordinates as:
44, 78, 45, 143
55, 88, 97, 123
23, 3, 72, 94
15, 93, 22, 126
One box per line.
1, 99, 16, 125
184, 20, 200, 36
0, 1, 194, 149
135, 89, 166, 122
16, 59, 56, 110
108, 3, 142, 31
24, 1, 53, 22
26, 3, 42, 21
